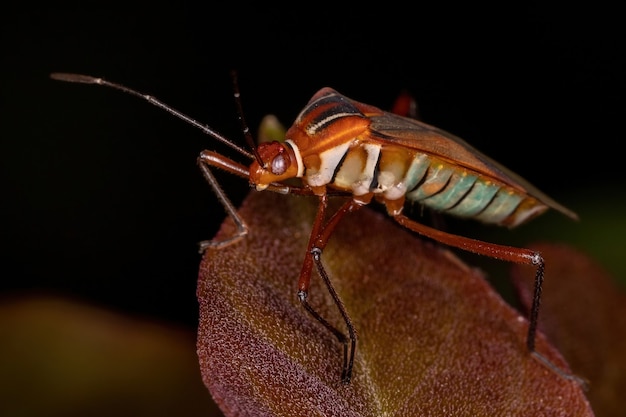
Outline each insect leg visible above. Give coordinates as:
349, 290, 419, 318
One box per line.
298, 195, 361, 384
197, 151, 253, 250
198, 148, 346, 251
393, 213, 586, 386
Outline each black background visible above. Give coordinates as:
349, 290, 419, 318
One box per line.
3, 3, 625, 330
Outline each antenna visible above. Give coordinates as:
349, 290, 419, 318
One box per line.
50, 73, 255, 160
230, 70, 264, 166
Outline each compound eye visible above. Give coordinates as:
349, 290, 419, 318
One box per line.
271, 153, 289, 175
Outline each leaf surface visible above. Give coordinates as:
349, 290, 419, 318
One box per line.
197, 191, 593, 416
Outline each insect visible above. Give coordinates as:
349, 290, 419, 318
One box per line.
51, 72, 582, 385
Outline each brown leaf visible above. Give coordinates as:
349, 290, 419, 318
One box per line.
512, 243, 626, 417
0, 295, 219, 417
197, 192, 593, 416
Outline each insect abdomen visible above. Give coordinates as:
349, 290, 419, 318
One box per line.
404, 152, 548, 227
325, 142, 547, 228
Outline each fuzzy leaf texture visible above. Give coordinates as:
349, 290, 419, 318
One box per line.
197, 192, 593, 416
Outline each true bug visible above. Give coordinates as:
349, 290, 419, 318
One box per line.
51, 72, 582, 385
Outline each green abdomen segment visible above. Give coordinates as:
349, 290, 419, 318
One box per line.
402, 152, 546, 227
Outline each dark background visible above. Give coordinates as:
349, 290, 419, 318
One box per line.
4, 3, 626, 323
3, 2, 625, 324
2, 4, 625, 410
